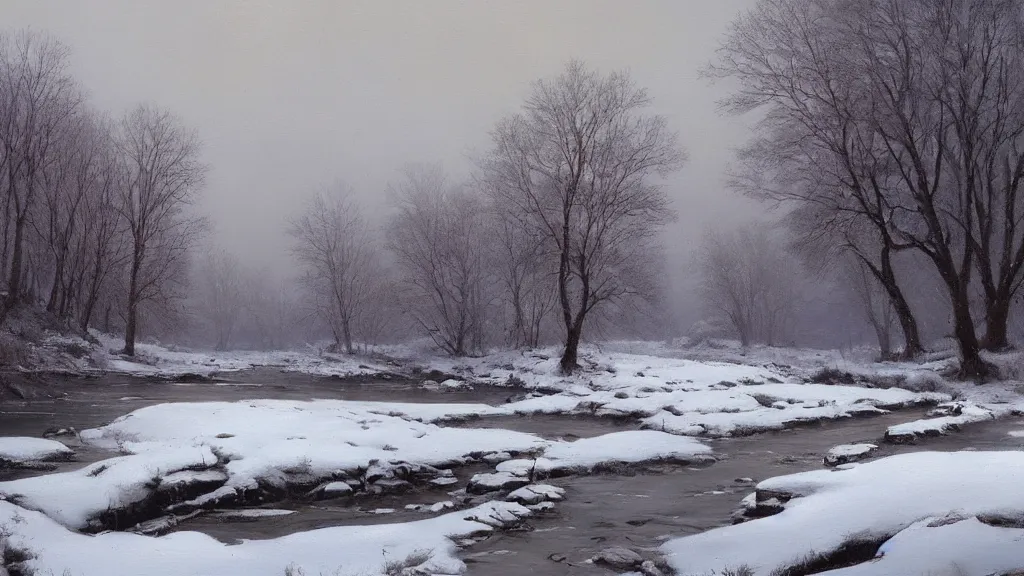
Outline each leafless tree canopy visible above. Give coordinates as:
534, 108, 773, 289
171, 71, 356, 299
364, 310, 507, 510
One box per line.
289, 185, 386, 354
483, 61, 684, 372
698, 224, 800, 347
388, 165, 492, 356
712, 0, 1024, 378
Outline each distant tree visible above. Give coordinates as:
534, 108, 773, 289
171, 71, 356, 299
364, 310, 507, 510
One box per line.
195, 250, 243, 350
289, 186, 380, 354
844, 256, 896, 359
387, 165, 492, 356
114, 104, 206, 355
483, 61, 683, 372
698, 224, 799, 347
74, 121, 128, 332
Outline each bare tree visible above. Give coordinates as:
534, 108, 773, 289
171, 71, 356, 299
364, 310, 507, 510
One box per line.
484, 61, 683, 372
288, 186, 379, 354
74, 124, 127, 332
387, 165, 492, 356
698, 224, 800, 347
0, 31, 82, 317
713, 0, 1024, 377
114, 104, 206, 355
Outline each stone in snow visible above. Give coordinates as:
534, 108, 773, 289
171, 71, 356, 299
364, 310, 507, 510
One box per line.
483, 451, 512, 464
0, 437, 73, 463
430, 476, 459, 487
319, 481, 353, 496
506, 484, 565, 505
467, 471, 530, 494
429, 501, 455, 513
823, 443, 878, 467
440, 379, 470, 390
528, 501, 555, 512
592, 547, 644, 569
640, 560, 666, 576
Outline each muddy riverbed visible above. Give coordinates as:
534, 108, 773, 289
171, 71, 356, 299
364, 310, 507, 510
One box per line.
2, 369, 1023, 575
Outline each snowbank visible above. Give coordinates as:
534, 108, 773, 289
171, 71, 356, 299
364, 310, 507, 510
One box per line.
78, 400, 545, 504
822, 517, 1024, 576
884, 401, 1011, 442
0, 437, 72, 463
0, 444, 216, 529
0, 499, 533, 576
662, 451, 1024, 576
57, 400, 711, 526
495, 430, 713, 477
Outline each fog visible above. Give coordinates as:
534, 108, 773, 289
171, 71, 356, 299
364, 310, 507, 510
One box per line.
5, 0, 760, 322
9, 0, 998, 363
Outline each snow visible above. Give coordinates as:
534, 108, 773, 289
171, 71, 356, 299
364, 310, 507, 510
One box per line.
506, 484, 565, 504
66, 401, 710, 521
468, 471, 530, 493
823, 443, 877, 466
319, 481, 353, 495
495, 430, 712, 476
662, 451, 1024, 576
0, 499, 534, 576
0, 437, 72, 463
415, 348, 952, 436
0, 444, 217, 529
212, 508, 295, 519
79, 400, 546, 495
885, 402, 1000, 442
821, 516, 1024, 576
85, 332, 396, 379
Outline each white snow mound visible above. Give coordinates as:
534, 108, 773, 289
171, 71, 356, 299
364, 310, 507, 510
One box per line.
662, 451, 1024, 576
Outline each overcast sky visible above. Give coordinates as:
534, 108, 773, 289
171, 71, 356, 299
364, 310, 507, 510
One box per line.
6, 0, 760, 322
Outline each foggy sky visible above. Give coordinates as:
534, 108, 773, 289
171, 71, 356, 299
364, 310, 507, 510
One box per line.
6, 0, 761, 325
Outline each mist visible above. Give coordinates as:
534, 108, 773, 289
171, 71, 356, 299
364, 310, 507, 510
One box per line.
5, 0, 759, 306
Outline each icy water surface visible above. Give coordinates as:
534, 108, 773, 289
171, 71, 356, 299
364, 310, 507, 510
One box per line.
2, 369, 1023, 575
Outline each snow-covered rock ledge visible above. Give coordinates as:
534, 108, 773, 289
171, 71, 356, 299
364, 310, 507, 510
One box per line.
0, 499, 535, 576
884, 401, 1016, 443
2, 400, 711, 532
662, 451, 1024, 576
0, 437, 73, 467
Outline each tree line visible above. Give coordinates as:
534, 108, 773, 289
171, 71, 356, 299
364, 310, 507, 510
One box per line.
0, 30, 205, 356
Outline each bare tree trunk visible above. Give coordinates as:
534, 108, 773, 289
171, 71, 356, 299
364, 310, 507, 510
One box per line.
341, 317, 353, 354
952, 286, 988, 379
1, 213, 27, 319
981, 294, 1011, 351
557, 224, 577, 372
871, 248, 924, 359
123, 251, 141, 356
561, 320, 582, 372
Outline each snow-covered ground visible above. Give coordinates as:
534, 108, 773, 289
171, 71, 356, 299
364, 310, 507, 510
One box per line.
0, 499, 535, 576
662, 451, 1024, 576
9, 336, 1024, 575
38, 332, 398, 378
